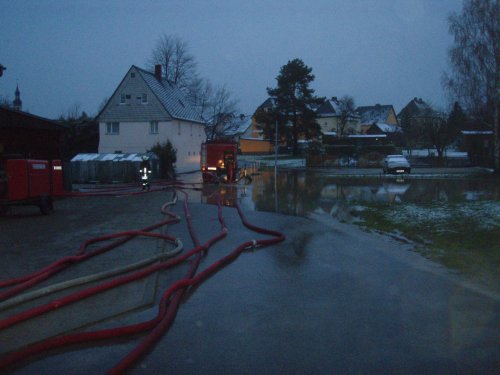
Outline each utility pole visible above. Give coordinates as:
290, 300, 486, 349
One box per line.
274, 119, 278, 212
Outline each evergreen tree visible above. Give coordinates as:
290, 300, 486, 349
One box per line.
148, 140, 177, 179
265, 59, 323, 155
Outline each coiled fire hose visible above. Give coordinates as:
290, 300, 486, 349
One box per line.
0, 184, 285, 374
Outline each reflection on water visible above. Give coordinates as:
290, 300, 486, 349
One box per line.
200, 170, 500, 217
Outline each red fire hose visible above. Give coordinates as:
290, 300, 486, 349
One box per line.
0, 184, 285, 374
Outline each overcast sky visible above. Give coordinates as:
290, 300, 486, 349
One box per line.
0, 0, 462, 120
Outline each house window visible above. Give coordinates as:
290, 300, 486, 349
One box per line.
106, 122, 119, 135
120, 94, 126, 104
142, 93, 148, 103
150, 121, 159, 134
131, 72, 135, 78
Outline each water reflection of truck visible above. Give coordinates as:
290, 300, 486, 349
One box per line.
201, 185, 238, 207
201, 141, 238, 183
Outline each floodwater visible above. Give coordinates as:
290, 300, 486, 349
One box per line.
198, 170, 500, 217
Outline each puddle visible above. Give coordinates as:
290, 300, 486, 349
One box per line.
194, 170, 499, 217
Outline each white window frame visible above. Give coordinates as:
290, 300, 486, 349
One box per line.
106, 122, 119, 135
142, 93, 148, 104
120, 94, 126, 104
149, 121, 159, 134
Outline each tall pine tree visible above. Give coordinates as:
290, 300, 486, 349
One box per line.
265, 59, 323, 155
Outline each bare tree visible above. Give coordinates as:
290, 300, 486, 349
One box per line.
58, 102, 82, 121
205, 85, 240, 140
0, 95, 11, 109
185, 77, 213, 119
337, 95, 356, 137
149, 33, 241, 135
417, 107, 460, 162
149, 33, 197, 92
442, 0, 499, 169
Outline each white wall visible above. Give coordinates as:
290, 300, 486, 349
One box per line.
99, 119, 205, 173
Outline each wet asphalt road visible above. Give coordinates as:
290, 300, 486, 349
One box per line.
0, 187, 498, 374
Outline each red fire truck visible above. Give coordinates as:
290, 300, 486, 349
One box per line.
200, 141, 239, 183
0, 159, 64, 215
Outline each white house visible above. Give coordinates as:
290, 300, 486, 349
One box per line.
97, 65, 206, 173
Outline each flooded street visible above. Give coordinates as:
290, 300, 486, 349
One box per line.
1, 171, 499, 374
192, 169, 499, 219
193, 169, 500, 292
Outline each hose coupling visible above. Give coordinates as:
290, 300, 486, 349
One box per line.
246, 239, 258, 250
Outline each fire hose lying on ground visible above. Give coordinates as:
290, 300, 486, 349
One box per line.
0, 182, 285, 374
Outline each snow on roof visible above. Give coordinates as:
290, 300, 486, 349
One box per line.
373, 123, 401, 133
135, 66, 205, 124
223, 116, 252, 136
71, 152, 158, 162
356, 105, 394, 125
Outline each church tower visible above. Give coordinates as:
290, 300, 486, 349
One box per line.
13, 85, 22, 111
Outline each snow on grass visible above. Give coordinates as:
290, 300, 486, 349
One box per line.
384, 201, 500, 230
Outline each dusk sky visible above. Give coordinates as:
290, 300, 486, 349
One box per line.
0, 0, 462, 120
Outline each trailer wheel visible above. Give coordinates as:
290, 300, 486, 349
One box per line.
39, 195, 53, 215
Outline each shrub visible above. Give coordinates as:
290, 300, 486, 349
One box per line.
148, 140, 177, 179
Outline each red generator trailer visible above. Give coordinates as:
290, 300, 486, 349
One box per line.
0, 159, 64, 215
201, 141, 239, 183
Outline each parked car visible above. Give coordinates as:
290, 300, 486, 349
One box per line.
382, 155, 411, 174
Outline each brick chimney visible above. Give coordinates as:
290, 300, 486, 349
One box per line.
154, 64, 162, 82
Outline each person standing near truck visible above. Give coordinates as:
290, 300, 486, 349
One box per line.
140, 157, 152, 191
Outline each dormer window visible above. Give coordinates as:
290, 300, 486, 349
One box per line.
142, 93, 148, 103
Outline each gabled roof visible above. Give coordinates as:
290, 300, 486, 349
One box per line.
97, 65, 205, 124
223, 115, 252, 136
0, 106, 67, 131
134, 66, 204, 124
356, 104, 395, 125
397, 98, 433, 119
316, 97, 360, 119
257, 97, 277, 111
316, 99, 340, 116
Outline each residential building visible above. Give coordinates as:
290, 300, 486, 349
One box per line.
240, 98, 274, 154
356, 104, 400, 134
316, 97, 361, 136
97, 65, 206, 172
221, 114, 252, 143
397, 97, 433, 120
239, 116, 273, 154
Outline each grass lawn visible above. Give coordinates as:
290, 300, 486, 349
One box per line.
357, 201, 500, 292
